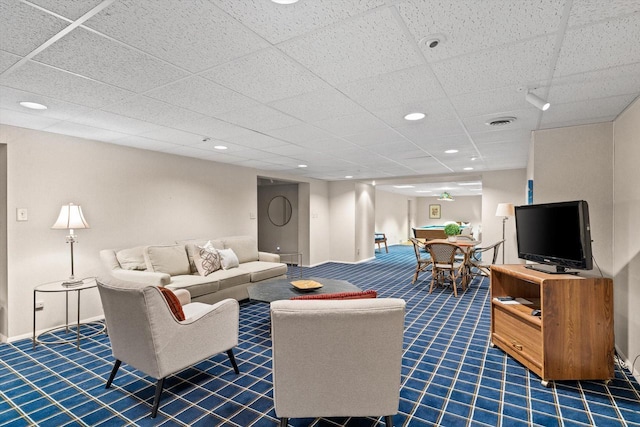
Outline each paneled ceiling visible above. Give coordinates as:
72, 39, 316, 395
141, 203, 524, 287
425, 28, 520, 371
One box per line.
1, 0, 639, 197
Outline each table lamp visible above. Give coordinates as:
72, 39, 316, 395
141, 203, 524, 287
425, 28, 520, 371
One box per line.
495, 203, 515, 264
52, 203, 90, 285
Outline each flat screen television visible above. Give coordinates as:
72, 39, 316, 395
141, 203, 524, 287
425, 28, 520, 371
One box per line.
514, 200, 593, 274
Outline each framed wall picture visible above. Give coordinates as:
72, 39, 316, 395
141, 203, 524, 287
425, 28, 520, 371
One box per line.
429, 204, 441, 219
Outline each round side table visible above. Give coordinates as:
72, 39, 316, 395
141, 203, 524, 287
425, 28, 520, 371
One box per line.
33, 277, 105, 350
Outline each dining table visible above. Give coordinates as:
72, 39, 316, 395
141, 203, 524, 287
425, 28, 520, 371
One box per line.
428, 238, 481, 286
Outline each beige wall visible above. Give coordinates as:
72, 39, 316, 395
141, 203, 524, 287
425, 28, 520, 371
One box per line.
532, 123, 614, 274
328, 181, 356, 262
355, 182, 375, 261
481, 170, 528, 264
416, 195, 482, 231
613, 97, 640, 378
0, 144, 7, 338
375, 189, 414, 245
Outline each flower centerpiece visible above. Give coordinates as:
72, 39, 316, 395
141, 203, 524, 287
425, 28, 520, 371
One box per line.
444, 223, 461, 242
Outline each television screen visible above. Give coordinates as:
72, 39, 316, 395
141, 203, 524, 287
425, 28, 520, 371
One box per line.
515, 200, 593, 273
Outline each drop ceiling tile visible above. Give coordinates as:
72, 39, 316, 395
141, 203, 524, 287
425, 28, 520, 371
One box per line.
472, 128, 533, 146
431, 36, 556, 96
0, 107, 61, 130
69, 110, 164, 135
145, 76, 259, 117
43, 120, 129, 142
216, 104, 301, 133
568, 0, 640, 27
549, 72, 640, 105
176, 117, 251, 141
372, 101, 459, 128
538, 116, 618, 131
449, 86, 525, 118
0, 50, 21, 73
278, 7, 422, 86
34, 28, 188, 93
0, 85, 91, 120
160, 144, 212, 159
368, 141, 425, 157
338, 65, 447, 111
394, 119, 467, 142
555, 14, 640, 76
264, 124, 334, 145
201, 151, 248, 164
0, 0, 69, 56
261, 144, 310, 158
28, 0, 105, 20
223, 130, 289, 149
343, 128, 405, 147
110, 135, 181, 152
540, 94, 636, 127
312, 112, 388, 136
84, 0, 270, 73
211, 0, 386, 44
103, 95, 209, 128
202, 48, 330, 103
0, 61, 134, 108
397, 0, 565, 61
137, 127, 206, 146
269, 88, 365, 122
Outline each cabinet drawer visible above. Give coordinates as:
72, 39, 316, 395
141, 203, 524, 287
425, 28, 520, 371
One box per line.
493, 307, 542, 367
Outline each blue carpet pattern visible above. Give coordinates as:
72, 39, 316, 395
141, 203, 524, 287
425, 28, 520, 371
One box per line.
1, 245, 638, 426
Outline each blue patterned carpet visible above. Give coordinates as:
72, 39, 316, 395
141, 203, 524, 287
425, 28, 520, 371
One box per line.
1, 245, 638, 426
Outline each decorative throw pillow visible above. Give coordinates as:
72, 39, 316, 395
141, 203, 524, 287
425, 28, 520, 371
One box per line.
115, 247, 146, 270
194, 243, 222, 276
218, 248, 240, 270
158, 287, 185, 321
143, 245, 190, 276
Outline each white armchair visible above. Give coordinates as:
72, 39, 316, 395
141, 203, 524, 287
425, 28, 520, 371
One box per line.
270, 298, 406, 426
96, 276, 240, 418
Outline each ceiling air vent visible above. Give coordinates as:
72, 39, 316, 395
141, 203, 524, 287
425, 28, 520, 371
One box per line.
486, 117, 517, 127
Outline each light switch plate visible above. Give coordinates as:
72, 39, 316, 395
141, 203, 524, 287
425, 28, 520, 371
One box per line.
17, 208, 28, 221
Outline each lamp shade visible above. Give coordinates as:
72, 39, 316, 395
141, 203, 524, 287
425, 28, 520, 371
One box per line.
52, 203, 90, 230
495, 203, 515, 217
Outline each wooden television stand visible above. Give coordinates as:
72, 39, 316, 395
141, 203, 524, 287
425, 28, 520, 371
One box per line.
490, 264, 614, 386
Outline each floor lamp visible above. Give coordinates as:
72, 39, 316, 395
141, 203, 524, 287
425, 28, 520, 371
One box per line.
52, 203, 90, 285
495, 203, 514, 264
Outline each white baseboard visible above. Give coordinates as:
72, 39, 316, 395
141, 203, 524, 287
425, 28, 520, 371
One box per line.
615, 345, 640, 384
7, 314, 105, 344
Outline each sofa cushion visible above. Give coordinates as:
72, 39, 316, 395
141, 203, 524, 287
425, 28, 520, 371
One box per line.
219, 248, 240, 270
144, 245, 190, 276
239, 261, 287, 282
221, 236, 259, 263
116, 247, 146, 271
165, 275, 220, 299
158, 287, 185, 321
194, 243, 222, 276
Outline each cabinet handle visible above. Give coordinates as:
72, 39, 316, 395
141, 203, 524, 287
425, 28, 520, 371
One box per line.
511, 340, 523, 351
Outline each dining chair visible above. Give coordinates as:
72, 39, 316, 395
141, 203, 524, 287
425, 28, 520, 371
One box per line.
468, 240, 504, 277
410, 238, 431, 284
425, 241, 466, 297
375, 232, 388, 253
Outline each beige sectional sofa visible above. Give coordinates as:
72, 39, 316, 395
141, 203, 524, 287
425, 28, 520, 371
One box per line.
100, 235, 287, 304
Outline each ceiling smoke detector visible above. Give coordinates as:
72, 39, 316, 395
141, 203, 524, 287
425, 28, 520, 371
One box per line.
419, 33, 447, 49
486, 117, 517, 127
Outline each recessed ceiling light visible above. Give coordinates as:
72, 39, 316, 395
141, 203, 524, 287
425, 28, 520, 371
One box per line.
419, 33, 447, 49
298, 164, 307, 168
458, 182, 481, 186
393, 185, 415, 189
416, 190, 432, 193
213, 145, 228, 150
345, 175, 353, 179
271, 0, 298, 3
463, 167, 474, 171
445, 149, 458, 154
471, 157, 477, 161
404, 112, 425, 121
19, 101, 47, 110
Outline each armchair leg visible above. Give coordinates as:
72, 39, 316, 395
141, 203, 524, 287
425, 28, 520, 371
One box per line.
151, 377, 165, 418
105, 359, 121, 389
280, 417, 289, 427
227, 349, 240, 374
385, 415, 394, 426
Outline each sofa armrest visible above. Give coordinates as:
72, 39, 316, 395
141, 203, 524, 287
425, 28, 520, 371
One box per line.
109, 269, 171, 286
258, 251, 280, 262
173, 289, 191, 305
